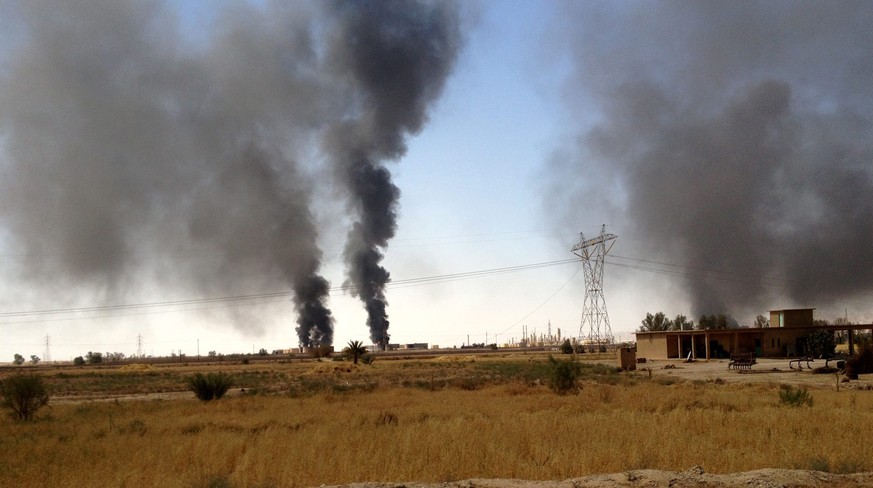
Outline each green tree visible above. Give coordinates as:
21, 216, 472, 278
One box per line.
807, 329, 836, 358
73, 356, 85, 366
639, 312, 672, 331
697, 314, 715, 330
105, 352, 125, 362
29, 355, 40, 365
672, 314, 693, 331
345, 340, 368, 365
754, 314, 769, 328
257, 348, 268, 356
714, 313, 730, 329
560, 339, 574, 354
1, 374, 49, 421
85, 351, 103, 364
12, 353, 24, 365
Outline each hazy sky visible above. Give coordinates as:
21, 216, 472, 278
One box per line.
2, 1, 872, 361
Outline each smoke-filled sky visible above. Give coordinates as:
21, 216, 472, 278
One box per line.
2, 1, 872, 361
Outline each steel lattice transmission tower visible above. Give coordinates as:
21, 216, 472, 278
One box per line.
43, 335, 51, 363
571, 225, 617, 349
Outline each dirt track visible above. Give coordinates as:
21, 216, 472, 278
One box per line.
325, 467, 873, 488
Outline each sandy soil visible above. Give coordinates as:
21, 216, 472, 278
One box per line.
638, 357, 870, 389
325, 466, 873, 488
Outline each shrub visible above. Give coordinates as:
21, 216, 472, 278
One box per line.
807, 330, 836, 358
73, 356, 85, 366
309, 345, 334, 359
1, 374, 49, 421
186, 372, 233, 401
547, 356, 581, 395
807, 456, 830, 472
560, 339, 573, 354
778, 384, 813, 407
847, 346, 873, 376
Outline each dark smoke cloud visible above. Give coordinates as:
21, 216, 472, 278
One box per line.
0, 0, 459, 345
322, 0, 461, 347
546, 1, 873, 319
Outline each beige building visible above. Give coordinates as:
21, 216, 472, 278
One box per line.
635, 308, 872, 360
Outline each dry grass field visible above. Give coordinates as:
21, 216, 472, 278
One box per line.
2, 353, 872, 487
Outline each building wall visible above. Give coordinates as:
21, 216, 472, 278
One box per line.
636, 332, 668, 359
770, 309, 814, 328
784, 309, 814, 327
636, 327, 819, 359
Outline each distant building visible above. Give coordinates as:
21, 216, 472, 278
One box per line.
769, 308, 814, 328
636, 308, 872, 360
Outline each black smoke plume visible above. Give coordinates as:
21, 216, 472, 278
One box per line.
0, 1, 449, 347
547, 2, 873, 320
323, 1, 461, 348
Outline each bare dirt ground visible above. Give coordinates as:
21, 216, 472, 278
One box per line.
324, 467, 873, 488
639, 357, 870, 389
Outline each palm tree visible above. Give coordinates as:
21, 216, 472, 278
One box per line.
346, 340, 367, 365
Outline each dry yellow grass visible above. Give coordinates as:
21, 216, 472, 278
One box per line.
3, 364, 873, 488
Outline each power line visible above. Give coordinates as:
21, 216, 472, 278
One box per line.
607, 254, 791, 288
0, 257, 580, 324
0, 251, 797, 327
497, 265, 582, 337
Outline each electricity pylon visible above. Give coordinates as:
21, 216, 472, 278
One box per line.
43, 335, 51, 363
571, 225, 617, 349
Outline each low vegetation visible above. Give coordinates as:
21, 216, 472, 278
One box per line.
547, 355, 581, 394
1, 354, 872, 486
778, 384, 813, 407
186, 372, 233, 401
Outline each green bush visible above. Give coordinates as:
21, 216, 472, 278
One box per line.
186, 372, 233, 401
1, 374, 49, 421
807, 330, 836, 358
547, 356, 581, 395
778, 384, 813, 407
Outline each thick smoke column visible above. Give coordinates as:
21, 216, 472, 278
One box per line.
547, 2, 873, 319
0, 0, 460, 346
324, 1, 461, 347
0, 1, 384, 346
